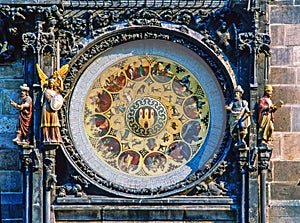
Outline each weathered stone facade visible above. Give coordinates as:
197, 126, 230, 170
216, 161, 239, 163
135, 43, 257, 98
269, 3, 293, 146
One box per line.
0, 0, 299, 222
267, 0, 300, 222
0, 63, 24, 222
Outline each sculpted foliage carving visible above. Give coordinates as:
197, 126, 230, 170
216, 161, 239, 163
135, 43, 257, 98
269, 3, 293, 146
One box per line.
1, 3, 270, 65
239, 32, 271, 56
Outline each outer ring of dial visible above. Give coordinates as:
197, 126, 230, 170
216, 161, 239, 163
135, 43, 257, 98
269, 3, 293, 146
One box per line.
69, 39, 226, 192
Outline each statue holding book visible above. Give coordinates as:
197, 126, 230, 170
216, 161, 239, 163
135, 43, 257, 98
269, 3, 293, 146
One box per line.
258, 85, 283, 145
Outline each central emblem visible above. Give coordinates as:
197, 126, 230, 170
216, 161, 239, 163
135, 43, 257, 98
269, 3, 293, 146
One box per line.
126, 97, 167, 137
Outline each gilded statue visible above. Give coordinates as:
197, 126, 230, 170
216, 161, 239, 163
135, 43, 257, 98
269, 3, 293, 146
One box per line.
37, 64, 69, 144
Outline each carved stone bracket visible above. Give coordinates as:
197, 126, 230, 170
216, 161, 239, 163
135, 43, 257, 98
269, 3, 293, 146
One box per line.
43, 144, 60, 191
19, 144, 41, 172
237, 146, 250, 172
257, 144, 272, 171
237, 145, 249, 223
258, 143, 272, 223
19, 145, 34, 171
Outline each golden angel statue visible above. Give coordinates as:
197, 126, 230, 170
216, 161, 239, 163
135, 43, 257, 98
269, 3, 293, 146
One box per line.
36, 64, 69, 144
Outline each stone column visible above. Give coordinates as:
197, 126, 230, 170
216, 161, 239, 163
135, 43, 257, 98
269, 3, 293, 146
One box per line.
43, 144, 59, 223
19, 144, 42, 223
20, 145, 34, 223
237, 145, 249, 223
258, 144, 272, 223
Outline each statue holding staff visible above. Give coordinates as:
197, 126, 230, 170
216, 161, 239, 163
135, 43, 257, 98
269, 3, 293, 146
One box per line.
10, 84, 32, 145
225, 85, 252, 147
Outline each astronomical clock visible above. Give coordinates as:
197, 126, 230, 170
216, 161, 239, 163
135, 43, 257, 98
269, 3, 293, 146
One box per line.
2, 0, 271, 222
63, 32, 234, 198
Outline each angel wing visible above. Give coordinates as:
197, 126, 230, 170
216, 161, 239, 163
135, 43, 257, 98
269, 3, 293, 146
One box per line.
36, 64, 48, 90
54, 64, 69, 79
53, 64, 69, 91
37, 63, 69, 92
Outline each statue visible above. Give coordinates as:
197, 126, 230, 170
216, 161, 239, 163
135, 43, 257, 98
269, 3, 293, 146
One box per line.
37, 64, 69, 144
10, 84, 32, 145
57, 183, 84, 197
216, 21, 236, 52
225, 85, 252, 147
258, 85, 283, 145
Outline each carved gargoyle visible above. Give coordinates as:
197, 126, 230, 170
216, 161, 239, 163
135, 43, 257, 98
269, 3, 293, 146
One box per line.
57, 183, 84, 197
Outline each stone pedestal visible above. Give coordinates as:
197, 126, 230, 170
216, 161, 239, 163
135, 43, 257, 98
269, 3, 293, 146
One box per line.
54, 196, 237, 222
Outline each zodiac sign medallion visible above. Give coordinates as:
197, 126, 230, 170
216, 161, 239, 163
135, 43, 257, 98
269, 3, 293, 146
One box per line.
81, 55, 210, 178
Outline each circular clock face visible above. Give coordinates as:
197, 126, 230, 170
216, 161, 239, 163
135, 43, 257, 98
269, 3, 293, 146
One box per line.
69, 39, 226, 196
82, 55, 210, 177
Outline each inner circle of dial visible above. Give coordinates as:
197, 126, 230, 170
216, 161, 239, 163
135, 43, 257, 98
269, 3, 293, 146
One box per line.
82, 55, 210, 177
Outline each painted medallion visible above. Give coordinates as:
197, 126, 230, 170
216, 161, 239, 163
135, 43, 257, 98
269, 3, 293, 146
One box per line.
82, 55, 210, 177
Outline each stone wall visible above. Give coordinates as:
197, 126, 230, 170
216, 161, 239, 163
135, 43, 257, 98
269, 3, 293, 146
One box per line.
0, 0, 300, 222
268, 0, 300, 222
0, 62, 24, 222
